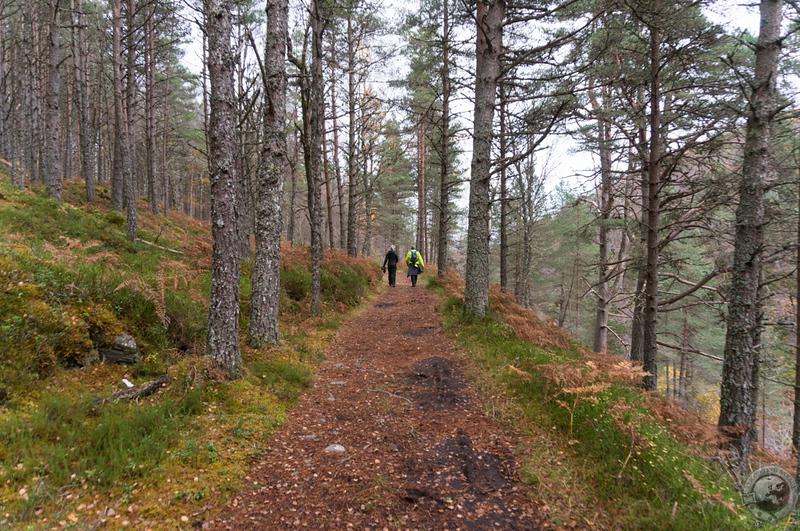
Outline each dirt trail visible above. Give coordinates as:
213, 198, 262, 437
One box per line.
209, 283, 544, 530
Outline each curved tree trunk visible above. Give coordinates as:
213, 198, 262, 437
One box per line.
250, 0, 289, 347
719, 0, 783, 467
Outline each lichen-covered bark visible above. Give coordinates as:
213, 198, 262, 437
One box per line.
308, 0, 325, 316
464, 0, 503, 318
250, 0, 289, 348
719, 0, 783, 466
205, 0, 242, 376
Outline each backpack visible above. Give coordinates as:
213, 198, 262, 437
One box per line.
410, 250, 418, 266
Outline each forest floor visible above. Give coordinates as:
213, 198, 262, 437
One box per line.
208, 280, 548, 530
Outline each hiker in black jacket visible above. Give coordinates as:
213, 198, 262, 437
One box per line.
382, 245, 400, 287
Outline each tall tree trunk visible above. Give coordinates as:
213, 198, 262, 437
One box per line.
464, 0, 503, 318
679, 309, 689, 401
146, 2, 159, 215
112, 0, 127, 212
323, 132, 335, 249
161, 73, 171, 215
499, 91, 507, 288
642, 17, 662, 391
417, 120, 426, 251
304, 0, 327, 315
794, 169, 800, 486
44, 0, 63, 202
205, 0, 242, 376
288, 114, 299, 246
514, 154, 536, 308
346, 13, 359, 257
630, 116, 649, 362
235, 32, 254, 261
249, 0, 288, 347
63, 82, 72, 181
592, 84, 613, 354
329, 47, 346, 249
436, 0, 451, 276
124, 0, 138, 240
362, 150, 372, 257
719, 0, 783, 467
72, 0, 96, 204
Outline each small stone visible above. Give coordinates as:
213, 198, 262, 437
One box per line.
323, 444, 346, 454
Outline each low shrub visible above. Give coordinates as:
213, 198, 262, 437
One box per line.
281, 268, 312, 302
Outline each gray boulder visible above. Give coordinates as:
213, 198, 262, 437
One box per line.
98, 333, 141, 364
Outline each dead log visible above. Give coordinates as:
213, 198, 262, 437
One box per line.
96, 375, 169, 404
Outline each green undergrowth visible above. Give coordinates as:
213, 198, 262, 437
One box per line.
429, 276, 771, 531
0, 177, 381, 529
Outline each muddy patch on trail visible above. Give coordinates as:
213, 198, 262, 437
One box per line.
400, 430, 535, 530
374, 302, 397, 309
432, 431, 510, 494
402, 326, 437, 337
408, 356, 467, 410
410, 356, 466, 389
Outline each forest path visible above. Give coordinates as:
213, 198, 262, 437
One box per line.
208, 280, 545, 530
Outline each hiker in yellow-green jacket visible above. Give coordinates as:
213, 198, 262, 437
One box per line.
405, 246, 424, 287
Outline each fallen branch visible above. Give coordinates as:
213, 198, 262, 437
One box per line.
137, 238, 184, 255
359, 388, 413, 404
656, 341, 722, 362
96, 375, 169, 404
114, 231, 183, 255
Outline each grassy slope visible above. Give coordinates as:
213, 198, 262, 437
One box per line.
430, 275, 784, 530
0, 179, 380, 529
